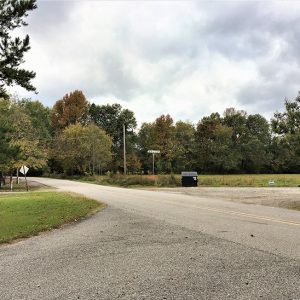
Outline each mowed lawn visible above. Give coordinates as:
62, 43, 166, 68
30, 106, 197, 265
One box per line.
0, 192, 105, 244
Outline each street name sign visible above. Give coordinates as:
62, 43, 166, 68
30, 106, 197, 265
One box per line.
147, 150, 160, 154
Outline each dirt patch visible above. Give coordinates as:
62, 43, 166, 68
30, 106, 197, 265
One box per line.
143, 187, 300, 211
0, 179, 53, 193
26, 179, 51, 190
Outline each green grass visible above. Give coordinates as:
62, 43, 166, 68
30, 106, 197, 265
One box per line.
0, 191, 105, 244
74, 173, 300, 188
199, 174, 300, 187
77, 174, 180, 187
46, 172, 300, 187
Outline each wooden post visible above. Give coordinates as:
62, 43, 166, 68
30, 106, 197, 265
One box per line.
23, 166, 28, 192
10, 173, 13, 191
16, 168, 19, 184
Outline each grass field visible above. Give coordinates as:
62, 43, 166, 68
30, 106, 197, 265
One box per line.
199, 174, 300, 187
76, 173, 300, 188
0, 191, 105, 244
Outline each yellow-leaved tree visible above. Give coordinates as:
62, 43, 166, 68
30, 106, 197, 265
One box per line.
52, 123, 112, 175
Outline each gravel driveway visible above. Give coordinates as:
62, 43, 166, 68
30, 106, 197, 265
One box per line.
144, 187, 300, 210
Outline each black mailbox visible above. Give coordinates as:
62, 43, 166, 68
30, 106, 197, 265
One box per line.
181, 172, 198, 187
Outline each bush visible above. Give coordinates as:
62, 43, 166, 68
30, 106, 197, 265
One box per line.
86, 174, 181, 187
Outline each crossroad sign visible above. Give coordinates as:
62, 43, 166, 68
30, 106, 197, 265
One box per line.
19, 165, 29, 175
19, 165, 29, 191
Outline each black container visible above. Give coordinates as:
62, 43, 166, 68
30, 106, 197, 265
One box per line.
181, 172, 198, 187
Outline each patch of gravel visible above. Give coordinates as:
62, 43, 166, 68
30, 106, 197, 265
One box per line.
143, 187, 300, 211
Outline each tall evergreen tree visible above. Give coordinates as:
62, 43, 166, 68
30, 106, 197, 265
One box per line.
0, 0, 37, 98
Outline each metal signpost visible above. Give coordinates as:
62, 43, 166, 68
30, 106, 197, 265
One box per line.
19, 165, 29, 191
123, 124, 127, 175
147, 150, 160, 175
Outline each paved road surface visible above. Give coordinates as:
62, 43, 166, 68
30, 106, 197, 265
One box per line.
1, 178, 300, 299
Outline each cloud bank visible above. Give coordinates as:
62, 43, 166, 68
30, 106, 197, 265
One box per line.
13, 0, 300, 124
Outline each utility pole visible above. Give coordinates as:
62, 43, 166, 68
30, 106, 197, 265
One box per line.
123, 123, 127, 175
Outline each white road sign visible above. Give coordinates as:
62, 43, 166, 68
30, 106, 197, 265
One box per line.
19, 165, 29, 175
147, 150, 160, 154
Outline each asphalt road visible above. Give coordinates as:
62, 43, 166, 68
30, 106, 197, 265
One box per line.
1, 178, 300, 299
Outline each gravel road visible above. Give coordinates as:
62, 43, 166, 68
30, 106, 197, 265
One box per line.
143, 186, 300, 210
1, 178, 300, 300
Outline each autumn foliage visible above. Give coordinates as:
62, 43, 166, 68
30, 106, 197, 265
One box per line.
51, 90, 89, 129
1, 90, 300, 178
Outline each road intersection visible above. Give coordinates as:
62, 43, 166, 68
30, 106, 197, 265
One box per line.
1, 178, 300, 299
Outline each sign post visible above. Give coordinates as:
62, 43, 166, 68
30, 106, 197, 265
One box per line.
19, 165, 29, 191
123, 124, 127, 176
147, 150, 160, 175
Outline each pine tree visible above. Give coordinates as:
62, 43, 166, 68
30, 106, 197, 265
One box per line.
0, 0, 37, 98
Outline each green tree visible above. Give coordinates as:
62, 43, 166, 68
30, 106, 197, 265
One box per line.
0, 98, 19, 186
8, 100, 48, 170
194, 113, 222, 172
286, 131, 300, 172
52, 123, 112, 175
19, 99, 53, 138
138, 115, 175, 173
269, 136, 296, 173
242, 114, 271, 173
137, 122, 156, 173
173, 121, 196, 172
246, 114, 270, 144
210, 124, 238, 172
84, 124, 113, 175
271, 93, 300, 172
153, 114, 176, 172
0, 97, 48, 186
223, 108, 248, 145
195, 110, 271, 173
272, 93, 300, 135
0, 0, 37, 98
89, 103, 138, 172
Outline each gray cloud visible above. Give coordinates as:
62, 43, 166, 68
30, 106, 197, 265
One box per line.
13, 1, 300, 124
199, 3, 277, 60
99, 52, 140, 100
27, 1, 75, 37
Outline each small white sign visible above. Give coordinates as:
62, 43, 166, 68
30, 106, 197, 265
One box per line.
147, 150, 160, 154
19, 165, 29, 175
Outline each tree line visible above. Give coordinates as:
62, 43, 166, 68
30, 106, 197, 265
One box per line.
0, 1, 299, 180
1, 90, 300, 179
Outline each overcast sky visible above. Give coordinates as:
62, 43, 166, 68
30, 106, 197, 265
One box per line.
13, 0, 300, 125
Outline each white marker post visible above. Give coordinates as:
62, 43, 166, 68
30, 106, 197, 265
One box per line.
19, 165, 29, 191
147, 150, 160, 175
